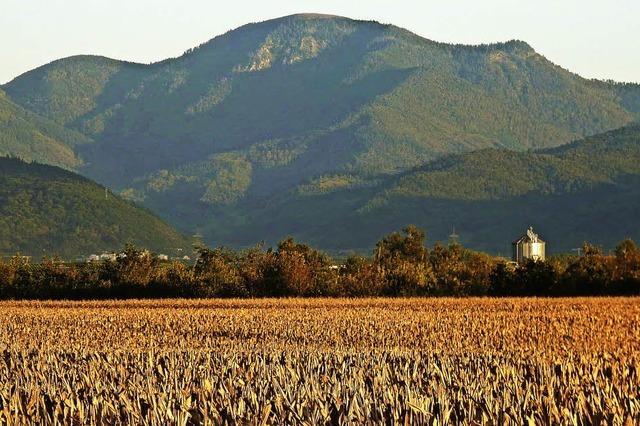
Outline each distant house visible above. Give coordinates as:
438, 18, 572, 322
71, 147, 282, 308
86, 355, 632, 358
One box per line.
157, 254, 169, 261
99, 253, 117, 262
512, 227, 546, 263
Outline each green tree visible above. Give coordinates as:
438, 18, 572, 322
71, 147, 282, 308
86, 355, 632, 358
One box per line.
375, 225, 428, 264
194, 247, 246, 297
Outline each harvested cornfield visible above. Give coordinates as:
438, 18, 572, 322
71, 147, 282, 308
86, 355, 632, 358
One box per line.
0, 298, 638, 425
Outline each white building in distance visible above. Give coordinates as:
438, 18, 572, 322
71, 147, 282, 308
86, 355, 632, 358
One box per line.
512, 227, 546, 263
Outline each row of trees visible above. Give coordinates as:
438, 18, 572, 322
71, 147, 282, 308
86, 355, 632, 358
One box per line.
0, 226, 639, 299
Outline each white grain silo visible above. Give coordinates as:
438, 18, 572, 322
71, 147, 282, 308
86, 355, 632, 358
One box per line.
512, 227, 546, 263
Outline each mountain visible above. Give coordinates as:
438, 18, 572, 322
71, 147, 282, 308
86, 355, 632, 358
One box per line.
0, 89, 89, 169
0, 157, 190, 258
5, 15, 640, 178
2, 14, 640, 253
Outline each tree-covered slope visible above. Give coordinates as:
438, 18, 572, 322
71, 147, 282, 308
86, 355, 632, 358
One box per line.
0, 89, 89, 169
372, 124, 640, 203
0, 157, 189, 258
2, 14, 640, 253
167, 125, 639, 254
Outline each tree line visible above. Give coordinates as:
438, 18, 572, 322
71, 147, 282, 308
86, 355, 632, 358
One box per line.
0, 226, 638, 299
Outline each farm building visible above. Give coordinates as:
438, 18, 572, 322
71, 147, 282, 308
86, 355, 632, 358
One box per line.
512, 227, 546, 263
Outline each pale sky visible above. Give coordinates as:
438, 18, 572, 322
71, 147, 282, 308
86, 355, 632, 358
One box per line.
2, 0, 639, 84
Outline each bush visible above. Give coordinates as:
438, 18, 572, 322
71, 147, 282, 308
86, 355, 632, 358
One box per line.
339, 255, 387, 296
194, 247, 246, 297
0, 228, 638, 299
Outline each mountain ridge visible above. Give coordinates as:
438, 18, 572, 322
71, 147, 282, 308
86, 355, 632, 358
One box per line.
2, 14, 639, 253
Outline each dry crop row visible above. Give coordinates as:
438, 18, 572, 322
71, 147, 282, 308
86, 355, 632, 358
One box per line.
0, 298, 638, 424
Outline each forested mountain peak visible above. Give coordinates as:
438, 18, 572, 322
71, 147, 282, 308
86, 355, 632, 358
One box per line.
2, 15, 640, 254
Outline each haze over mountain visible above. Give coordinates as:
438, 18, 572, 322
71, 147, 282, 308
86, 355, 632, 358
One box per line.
2, 14, 639, 253
0, 157, 189, 258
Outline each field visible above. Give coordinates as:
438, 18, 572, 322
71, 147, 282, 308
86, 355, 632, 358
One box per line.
0, 298, 638, 425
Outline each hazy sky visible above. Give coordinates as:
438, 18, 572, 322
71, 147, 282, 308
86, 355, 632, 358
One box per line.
2, 0, 639, 84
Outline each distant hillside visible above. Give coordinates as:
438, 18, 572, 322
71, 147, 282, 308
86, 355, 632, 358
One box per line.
166, 125, 639, 254
2, 14, 640, 253
349, 124, 640, 253
0, 89, 89, 169
372, 124, 640, 203
0, 157, 189, 258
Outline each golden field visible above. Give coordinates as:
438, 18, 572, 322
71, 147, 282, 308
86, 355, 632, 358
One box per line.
0, 298, 638, 425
